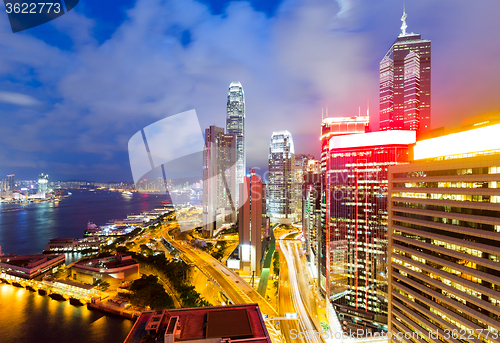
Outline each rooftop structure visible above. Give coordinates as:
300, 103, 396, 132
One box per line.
71, 253, 139, 286
0, 254, 65, 279
124, 304, 271, 343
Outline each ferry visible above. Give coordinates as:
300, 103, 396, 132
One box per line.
122, 191, 133, 196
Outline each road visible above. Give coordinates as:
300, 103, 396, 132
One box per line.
161, 228, 283, 343
278, 241, 304, 343
280, 240, 323, 343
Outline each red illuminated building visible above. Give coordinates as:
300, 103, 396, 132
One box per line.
324, 130, 416, 327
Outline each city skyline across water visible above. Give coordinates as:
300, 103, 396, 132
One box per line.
0, 189, 196, 255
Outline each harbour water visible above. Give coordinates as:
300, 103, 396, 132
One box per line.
0, 189, 193, 343
0, 283, 134, 343
0, 189, 172, 255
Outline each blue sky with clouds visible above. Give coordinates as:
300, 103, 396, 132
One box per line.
1, 0, 499, 182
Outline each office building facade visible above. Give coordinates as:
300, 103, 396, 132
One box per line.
302, 168, 321, 279
388, 121, 500, 342
325, 130, 416, 327
380, 10, 431, 133
294, 154, 316, 222
319, 116, 369, 293
202, 125, 237, 237
7, 174, 15, 191
268, 131, 295, 224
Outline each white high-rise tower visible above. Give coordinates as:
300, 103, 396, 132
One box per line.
226, 82, 245, 206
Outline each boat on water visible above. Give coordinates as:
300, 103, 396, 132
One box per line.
49, 293, 67, 301
70, 297, 85, 306
122, 191, 133, 196
89, 189, 96, 192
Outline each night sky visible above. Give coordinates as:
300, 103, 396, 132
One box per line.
1, 0, 499, 182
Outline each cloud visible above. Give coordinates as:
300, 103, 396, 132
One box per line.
0, 91, 41, 106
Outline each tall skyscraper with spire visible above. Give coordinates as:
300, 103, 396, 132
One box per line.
226, 82, 246, 206
380, 7, 431, 133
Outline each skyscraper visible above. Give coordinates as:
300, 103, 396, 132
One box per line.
202, 125, 237, 237
37, 173, 49, 198
325, 130, 416, 329
379, 8, 431, 133
226, 82, 245, 205
238, 172, 265, 275
294, 154, 316, 221
268, 131, 295, 224
302, 160, 321, 280
319, 116, 369, 293
7, 174, 15, 191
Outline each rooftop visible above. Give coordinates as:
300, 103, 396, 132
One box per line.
75, 254, 137, 270
0, 254, 64, 269
124, 304, 270, 343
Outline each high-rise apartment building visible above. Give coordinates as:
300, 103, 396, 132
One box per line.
268, 131, 295, 224
380, 9, 431, 133
202, 125, 237, 237
388, 116, 500, 342
325, 130, 416, 329
226, 82, 246, 205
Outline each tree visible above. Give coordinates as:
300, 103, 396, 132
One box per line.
272, 252, 280, 276
98, 281, 110, 291
129, 275, 174, 309
93, 279, 111, 291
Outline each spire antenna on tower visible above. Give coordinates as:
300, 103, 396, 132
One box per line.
400, 3, 408, 36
